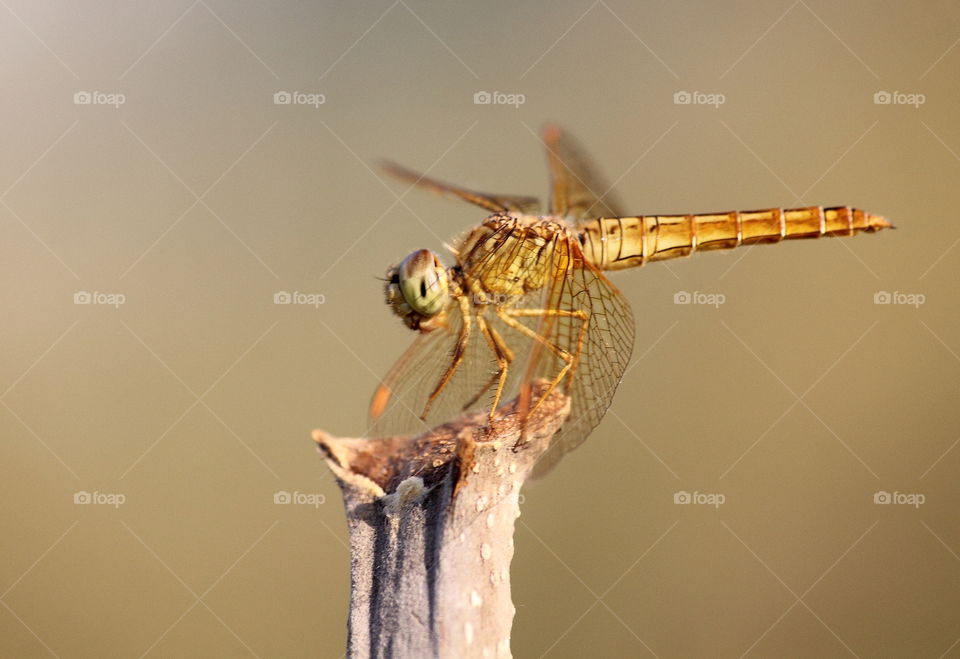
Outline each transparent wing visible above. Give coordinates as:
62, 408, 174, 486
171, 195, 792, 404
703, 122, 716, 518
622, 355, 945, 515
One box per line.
522, 233, 635, 478
370, 221, 525, 437
543, 124, 625, 221
369, 308, 499, 438
457, 224, 636, 478
381, 161, 541, 214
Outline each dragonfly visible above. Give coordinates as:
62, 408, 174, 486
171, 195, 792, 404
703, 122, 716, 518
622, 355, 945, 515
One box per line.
370, 125, 893, 477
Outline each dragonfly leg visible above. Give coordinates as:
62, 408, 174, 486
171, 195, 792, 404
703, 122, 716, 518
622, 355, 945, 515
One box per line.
421, 295, 472, 420
469, 311, 514, 420
496, 307, 589, 418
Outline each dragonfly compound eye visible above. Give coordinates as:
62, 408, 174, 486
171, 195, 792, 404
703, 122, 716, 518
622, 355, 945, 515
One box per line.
398, 249, 449, 317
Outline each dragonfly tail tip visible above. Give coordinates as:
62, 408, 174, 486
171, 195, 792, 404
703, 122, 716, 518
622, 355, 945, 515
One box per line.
866, 212, 895, 231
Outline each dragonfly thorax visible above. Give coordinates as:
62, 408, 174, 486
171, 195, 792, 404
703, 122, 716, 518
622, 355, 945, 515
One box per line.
458, 215, 563, 298
384, 248, 453, 332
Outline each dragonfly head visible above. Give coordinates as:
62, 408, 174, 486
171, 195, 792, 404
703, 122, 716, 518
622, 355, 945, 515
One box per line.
384, 249, 450, 331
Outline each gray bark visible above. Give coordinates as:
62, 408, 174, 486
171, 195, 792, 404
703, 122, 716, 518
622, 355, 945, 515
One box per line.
314, 386, 570, 659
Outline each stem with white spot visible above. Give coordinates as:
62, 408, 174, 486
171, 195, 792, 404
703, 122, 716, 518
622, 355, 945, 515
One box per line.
314, 385, 569, 659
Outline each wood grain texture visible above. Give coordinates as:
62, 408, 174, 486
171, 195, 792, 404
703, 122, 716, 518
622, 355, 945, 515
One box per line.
315, 383, 570, 658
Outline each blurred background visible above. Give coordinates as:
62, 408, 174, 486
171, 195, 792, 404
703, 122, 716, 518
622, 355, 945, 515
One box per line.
2, 1, 959, 656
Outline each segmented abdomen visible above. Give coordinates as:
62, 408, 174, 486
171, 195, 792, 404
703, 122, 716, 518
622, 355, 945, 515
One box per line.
579, 206, 893, 270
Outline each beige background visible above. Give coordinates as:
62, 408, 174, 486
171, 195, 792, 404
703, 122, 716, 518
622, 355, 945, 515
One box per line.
2, 1, 959, 657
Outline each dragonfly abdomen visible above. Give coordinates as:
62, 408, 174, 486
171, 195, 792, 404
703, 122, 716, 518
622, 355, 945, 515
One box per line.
580, 206, 893, 270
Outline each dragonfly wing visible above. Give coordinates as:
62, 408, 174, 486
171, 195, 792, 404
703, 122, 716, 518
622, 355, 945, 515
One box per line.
381, 161, 541, 214
543, 124, 625, 222
524, 233, 636, 478
444, 222, 636, 477
369, 302, 504, 438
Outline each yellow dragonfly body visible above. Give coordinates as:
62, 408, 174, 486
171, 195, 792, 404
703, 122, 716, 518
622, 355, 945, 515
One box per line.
371, 126, 892, 476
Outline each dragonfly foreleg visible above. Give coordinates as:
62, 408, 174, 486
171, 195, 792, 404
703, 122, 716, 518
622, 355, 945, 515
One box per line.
468, 311, 514, 420
421, 295, 472, 420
